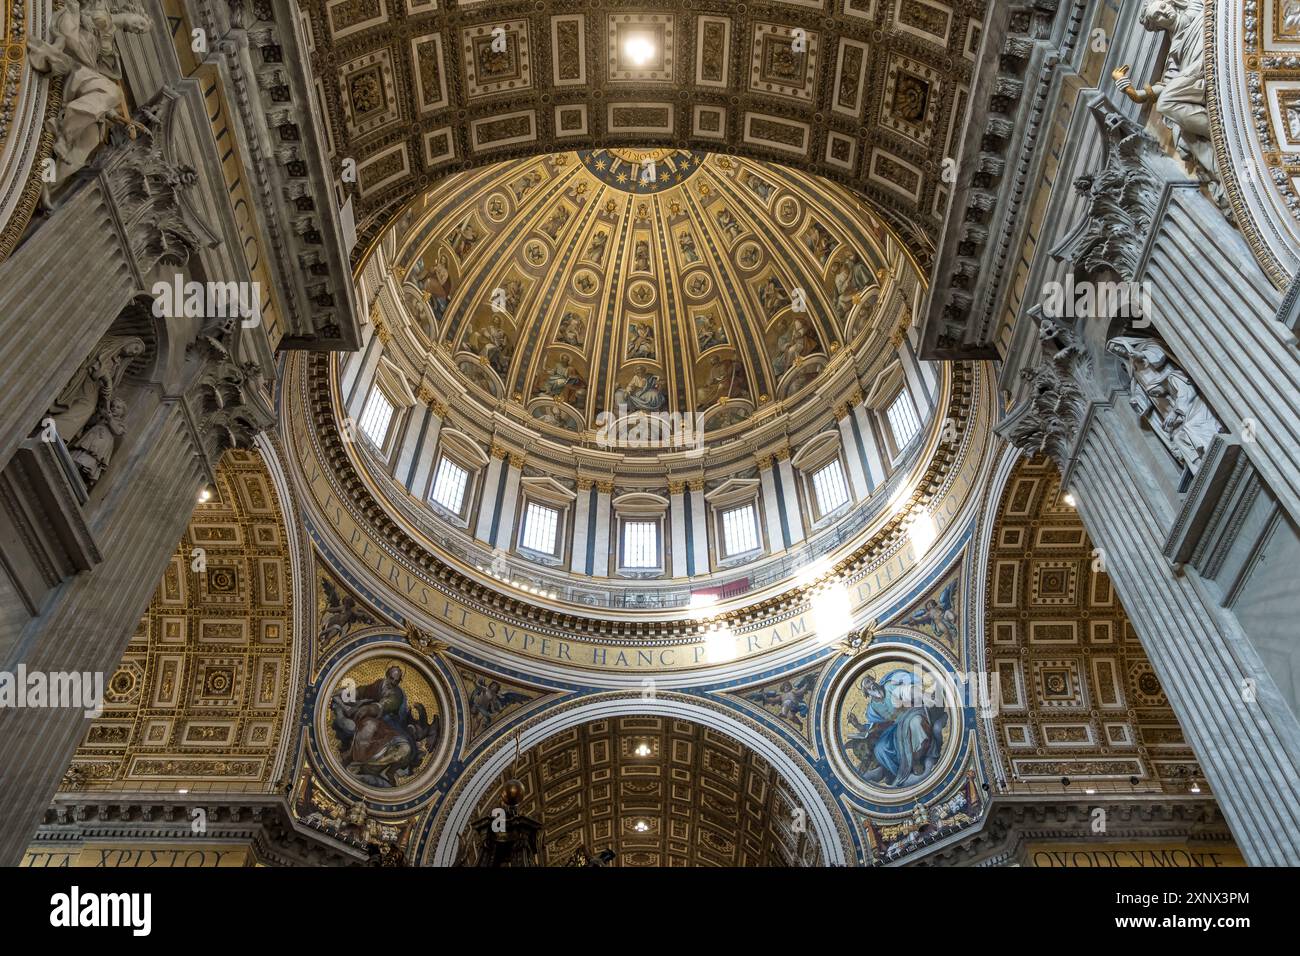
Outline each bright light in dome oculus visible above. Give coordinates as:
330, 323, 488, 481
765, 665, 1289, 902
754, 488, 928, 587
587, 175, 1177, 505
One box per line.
623, 34, 656, 67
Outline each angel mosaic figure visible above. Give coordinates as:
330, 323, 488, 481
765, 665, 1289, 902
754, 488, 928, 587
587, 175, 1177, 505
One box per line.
466, 677, 529, 735
908, 580, 959, 643
319, 578, 374, 647
747, 674, 816, 725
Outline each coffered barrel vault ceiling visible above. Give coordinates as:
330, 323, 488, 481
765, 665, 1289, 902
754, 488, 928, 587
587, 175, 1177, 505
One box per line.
456, 717, 821, 866
62, 450, 299, 794
389, 148, 913, 441
986, 457, 1204, 796
301, 0, 988, 265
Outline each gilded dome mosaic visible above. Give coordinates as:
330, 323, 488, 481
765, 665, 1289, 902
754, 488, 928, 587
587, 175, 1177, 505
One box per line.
386, 149, 914, 448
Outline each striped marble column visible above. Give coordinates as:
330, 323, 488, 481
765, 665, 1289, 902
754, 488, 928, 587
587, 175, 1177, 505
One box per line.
687, 479, 709, 576
474, 449, 507, 544
492, 454, 524, 550
669, 481, 688, 577
852, 404, 887, 490
591, 481, 613, 577
775, 451, 806, 544
405, 399, 446, 497
835, 403, 870, 500
1069, 406, 1300, 866
0, 401, 208, 865
570, 479, 594, 574
0, 181, 136, 474
758, 458, 786, 550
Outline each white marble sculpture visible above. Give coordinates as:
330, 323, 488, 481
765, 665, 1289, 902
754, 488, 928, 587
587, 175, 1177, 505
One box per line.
1113, 0, 1225, 209
27, 0, 152, 197
69, 397, 126, 486
47, 334, 144, 447
1106, 336, 1223, 475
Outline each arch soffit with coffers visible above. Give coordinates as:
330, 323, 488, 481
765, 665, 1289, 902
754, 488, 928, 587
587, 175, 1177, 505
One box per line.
421, 692, 854, 867
1209, 0, 1300, 287
307, 0, 993, 269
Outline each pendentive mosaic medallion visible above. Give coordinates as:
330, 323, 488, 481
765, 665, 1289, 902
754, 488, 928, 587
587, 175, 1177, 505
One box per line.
315, 644, 452, 800
827, 644, 961, 804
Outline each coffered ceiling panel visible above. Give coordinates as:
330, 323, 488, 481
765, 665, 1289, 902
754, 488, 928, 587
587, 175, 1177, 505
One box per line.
60, 450, 298, 794
299, 0, 988, 265
459, 716, 821, 866
986, 456, 1205, 796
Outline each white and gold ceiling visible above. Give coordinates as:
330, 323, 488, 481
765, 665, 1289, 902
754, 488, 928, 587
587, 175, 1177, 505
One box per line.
454, 717, 822, 867
60, 449, 303, 795
983, 456, 1204, 796
386, 148, 911, 443
304, 0, 986, 264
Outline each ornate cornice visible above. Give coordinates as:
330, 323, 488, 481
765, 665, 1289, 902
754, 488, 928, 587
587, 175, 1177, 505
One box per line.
192, 0, 362, 349
35, 795, 367, 868
922, 1, 1087, 360
912, 797, 1232, 867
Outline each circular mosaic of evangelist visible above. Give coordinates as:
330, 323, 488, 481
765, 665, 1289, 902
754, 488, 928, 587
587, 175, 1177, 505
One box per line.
315, 643, 453, 802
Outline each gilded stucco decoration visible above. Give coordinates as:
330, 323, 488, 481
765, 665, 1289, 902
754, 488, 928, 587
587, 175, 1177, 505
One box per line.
453, 716, 823, 867
301, 0, 987, 267
1209, 0, 1300, 285
984, 456, 1205, 794
61, 449, 301, 792
0, 0, 58, 260
386, 149, 907, 444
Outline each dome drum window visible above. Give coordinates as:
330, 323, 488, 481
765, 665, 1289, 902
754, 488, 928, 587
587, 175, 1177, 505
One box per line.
358, 388, 395, 450
885, 390, 922, 456
430, 457, 470, 515
791, 432, 854, 529
613, 493, 669, 577
705, 478, 766, 567
427, 428, 491, 526
514, 476, 578, 566
357, 357, 417, 457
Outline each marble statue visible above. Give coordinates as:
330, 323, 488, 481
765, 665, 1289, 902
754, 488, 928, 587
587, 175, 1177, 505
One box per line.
1112, 0, 1225, 209
69, 397, 126, 486
47, 334, 144, 447
27, 0, 153, 198
1106, 336, 1223, 474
